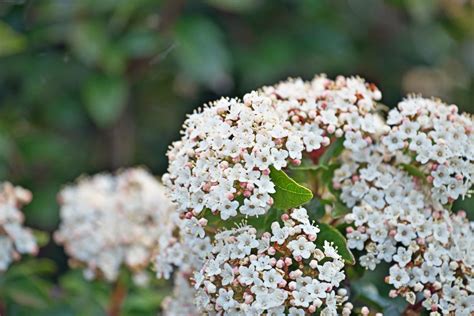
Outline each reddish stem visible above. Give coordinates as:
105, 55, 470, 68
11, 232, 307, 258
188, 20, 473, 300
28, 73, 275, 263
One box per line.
108, 279, 127, 316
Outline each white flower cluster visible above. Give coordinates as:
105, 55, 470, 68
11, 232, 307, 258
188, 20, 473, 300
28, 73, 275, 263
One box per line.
155, 216, 211, 280
0, 182, 38, 271
337, 144, 474, 315
163, 75, 381, 222
162, 271, 200, 316
193, 208, 352, 315
55, 168, 176, 282
384, 96, 474, 205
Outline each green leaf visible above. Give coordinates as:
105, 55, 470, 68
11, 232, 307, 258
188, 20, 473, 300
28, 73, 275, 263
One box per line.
83, 75, 128, 127
316, 222, 355, 265
269, 166, 313, 210
319, 137, 344, 165
332, 201, 350, 218
400, 163, 427, 183
32, 229, 50, 248
0, 21, 27, 57
305, 198, 328, 220
289, 158, 329, 171
174, 16, 231, 89
4, 277, 51, 308
70, 21, 108, 66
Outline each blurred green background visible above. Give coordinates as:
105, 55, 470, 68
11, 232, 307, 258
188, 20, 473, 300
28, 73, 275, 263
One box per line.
0, 0, 473, 282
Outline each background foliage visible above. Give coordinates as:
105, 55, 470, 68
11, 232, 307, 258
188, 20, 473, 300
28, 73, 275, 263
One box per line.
0, 0, 473, 314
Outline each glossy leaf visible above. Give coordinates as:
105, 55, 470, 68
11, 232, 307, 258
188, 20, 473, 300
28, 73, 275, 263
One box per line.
269, 166, 313, 210
316, 222, 355, 264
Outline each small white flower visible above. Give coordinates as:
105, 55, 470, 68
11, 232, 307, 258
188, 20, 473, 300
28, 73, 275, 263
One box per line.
288, 236, 315, 259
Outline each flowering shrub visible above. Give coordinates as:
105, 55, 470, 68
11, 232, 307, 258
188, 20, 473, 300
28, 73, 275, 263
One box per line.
55, 168, 177, 284
0, 182, 38, 271
0, 74, 471, 316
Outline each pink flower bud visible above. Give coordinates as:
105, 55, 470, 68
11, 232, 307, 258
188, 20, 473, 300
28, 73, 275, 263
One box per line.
276, 260, 284, 269
262, 169, 270, 176
285, 257, 292, 266
227, 193, 235, 201
292, 159, 301, 166
361, 306, 370, 316
243, 190, 252, 198
268, 247, 276, 256
244, 293, 254, 304
308, 305, 316, 313
423, 289, 431, 298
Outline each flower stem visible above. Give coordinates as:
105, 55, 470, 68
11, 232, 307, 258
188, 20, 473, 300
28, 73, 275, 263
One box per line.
108, 277, 127, 316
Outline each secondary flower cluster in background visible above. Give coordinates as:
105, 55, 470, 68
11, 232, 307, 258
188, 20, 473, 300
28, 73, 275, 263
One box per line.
54, 168, 177, 284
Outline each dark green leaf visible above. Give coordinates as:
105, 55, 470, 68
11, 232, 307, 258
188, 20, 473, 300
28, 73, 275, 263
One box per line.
305, 198, 328, 220
319, 137, 344, 165
332, 201, 350, 218
83, 75, 128, 127
0, 21, 27, 57
316, 222, 355, 264
4, 277, 51, 308
32, 229, 50, 248
270, 166, 313, 210
174, 16, 231, 89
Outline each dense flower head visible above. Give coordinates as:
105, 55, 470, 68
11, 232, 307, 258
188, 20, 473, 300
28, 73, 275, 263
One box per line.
55, 168, 176, 282
192, 208, 351, 315
337, 144, 474, 315
155, 216, 211, 279
163, 75, 382, 222
384, 96, 474, 205
0, 182, 37, 271
162, 271, 200, 316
